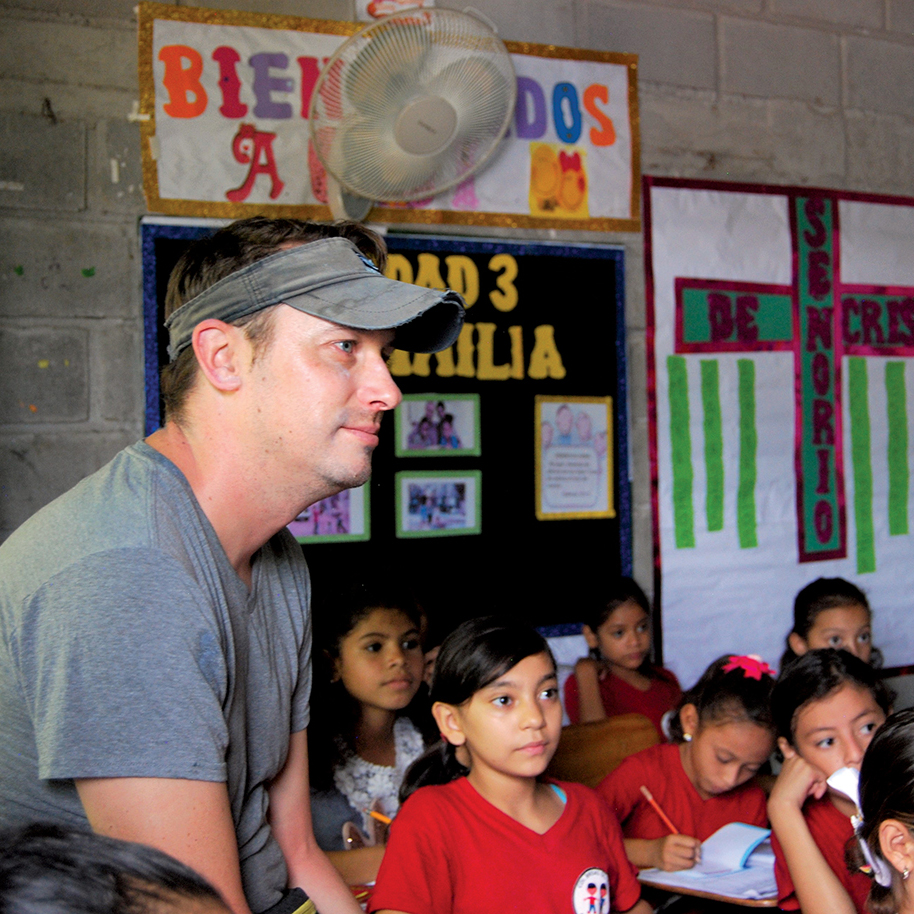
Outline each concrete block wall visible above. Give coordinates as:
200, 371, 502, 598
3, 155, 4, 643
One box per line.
3, 0, 914, 596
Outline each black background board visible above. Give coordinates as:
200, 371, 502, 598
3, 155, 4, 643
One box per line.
141, 221, 629, 635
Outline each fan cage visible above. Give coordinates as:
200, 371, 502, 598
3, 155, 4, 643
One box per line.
309, 8, 516, 203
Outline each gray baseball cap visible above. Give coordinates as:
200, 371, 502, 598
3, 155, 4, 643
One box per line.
165, 237, 465, 361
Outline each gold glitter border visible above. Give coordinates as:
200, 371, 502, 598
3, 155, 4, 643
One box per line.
136, 3, 640, 231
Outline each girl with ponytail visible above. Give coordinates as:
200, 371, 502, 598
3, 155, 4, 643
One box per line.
855, 708, 914, 914
369, 616, 650, 914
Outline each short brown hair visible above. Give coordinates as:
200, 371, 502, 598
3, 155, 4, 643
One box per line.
160, 218, 387, 425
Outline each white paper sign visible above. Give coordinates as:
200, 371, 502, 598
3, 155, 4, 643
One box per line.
647, 178, 914, 685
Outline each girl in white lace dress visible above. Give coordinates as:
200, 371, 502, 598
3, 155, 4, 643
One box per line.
309, 583, 437, 885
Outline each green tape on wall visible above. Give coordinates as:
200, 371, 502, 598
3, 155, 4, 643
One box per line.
848, 358, 875, 573
886, 362, 909, 536
668, 356, 695, 548
737, 359, 758, 548
701, 360, 724, 532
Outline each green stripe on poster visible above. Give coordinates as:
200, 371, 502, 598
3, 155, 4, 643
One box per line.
848, 358, 876, 573
668, 355, 695, 548
701, 360, 724, 532
737, 359, 758, 548
886, 362, 909, 536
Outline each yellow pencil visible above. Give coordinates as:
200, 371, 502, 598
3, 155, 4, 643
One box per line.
364, 808, 393, 826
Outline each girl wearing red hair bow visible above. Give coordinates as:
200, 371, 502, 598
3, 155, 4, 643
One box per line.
599, 654, 776, 872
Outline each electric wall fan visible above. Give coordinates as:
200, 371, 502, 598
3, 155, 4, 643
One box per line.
308, 7, 516, 220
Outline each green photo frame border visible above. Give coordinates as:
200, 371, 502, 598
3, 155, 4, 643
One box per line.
394, 393, 482, 458
395, 470, 482, 539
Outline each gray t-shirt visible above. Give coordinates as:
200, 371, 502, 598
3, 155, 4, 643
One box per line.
0, 442, 311, 913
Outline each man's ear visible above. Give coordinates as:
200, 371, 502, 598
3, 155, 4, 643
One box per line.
191, 320, 245, 391
583, 625, 599, 651
432, 701, 466, 746
788, 632, 808, 657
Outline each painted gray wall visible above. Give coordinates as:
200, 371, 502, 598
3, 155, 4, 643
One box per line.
3, 0, 914, 598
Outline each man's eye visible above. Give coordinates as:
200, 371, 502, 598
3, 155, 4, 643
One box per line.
336, 340, 356, 354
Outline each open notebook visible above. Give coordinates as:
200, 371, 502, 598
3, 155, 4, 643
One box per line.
638, 822, 777, 901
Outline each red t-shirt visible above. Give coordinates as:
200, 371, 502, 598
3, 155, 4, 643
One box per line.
369, 777, 642, 914
598, 742, 767, 840
771, 795, 871, 912
564, 666, 682, 736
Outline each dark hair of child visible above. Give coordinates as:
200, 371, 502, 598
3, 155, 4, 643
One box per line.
0, 822, 226, 914
771, 648, 893, 747
582, 577, 657, 677
666, 654, 776, 742
780, 577, 881, 670
400, 616, 555, 802
853, 708, 914, 914
308, 582, 438, 792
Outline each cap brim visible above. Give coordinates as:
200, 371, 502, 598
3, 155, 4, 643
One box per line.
283, 275, 465, 354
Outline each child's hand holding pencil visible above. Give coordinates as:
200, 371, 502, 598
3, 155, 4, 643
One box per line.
654, 833, 703, 871
639, 785, 702, 872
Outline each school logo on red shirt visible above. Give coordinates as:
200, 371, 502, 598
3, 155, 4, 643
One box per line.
573, 868, 610, 914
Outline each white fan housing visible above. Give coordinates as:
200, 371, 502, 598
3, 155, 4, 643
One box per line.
309, 7, 516, 206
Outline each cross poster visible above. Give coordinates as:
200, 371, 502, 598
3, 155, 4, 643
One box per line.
645, 177, 914, 684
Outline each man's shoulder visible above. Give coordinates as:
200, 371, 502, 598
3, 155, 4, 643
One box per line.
0, 442, 212, 605
5, 441, 179, 543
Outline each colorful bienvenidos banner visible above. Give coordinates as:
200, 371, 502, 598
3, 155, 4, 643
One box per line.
138, 3, 638, 230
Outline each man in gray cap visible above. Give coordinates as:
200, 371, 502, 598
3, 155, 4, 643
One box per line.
0, 218, 464, 914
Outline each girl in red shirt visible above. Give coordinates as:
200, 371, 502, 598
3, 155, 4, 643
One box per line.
768, 649, 892, 914
565, 578, 681, 737
599, 654, 776, 872
370, 617, 651, 914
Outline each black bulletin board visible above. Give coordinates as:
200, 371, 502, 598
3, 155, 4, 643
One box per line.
141, 219, 629, 632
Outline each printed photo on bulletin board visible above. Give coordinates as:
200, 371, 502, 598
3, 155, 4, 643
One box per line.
395, 471, 481, 538
287, 485, 369, 544
140, 219, 629, 631
536, 395, 614, 520
395, 393, 481, 457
